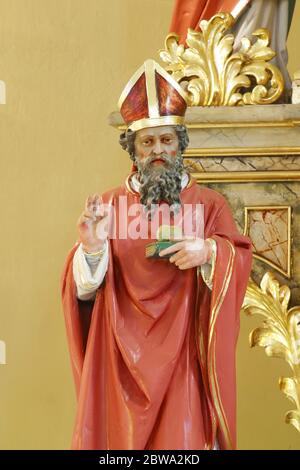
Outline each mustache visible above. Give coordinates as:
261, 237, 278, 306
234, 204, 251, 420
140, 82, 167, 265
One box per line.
138, 153, 176, 170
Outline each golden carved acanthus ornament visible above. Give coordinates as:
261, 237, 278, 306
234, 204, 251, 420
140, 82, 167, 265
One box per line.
242, 272, 300, 432
159, 13, 284, 106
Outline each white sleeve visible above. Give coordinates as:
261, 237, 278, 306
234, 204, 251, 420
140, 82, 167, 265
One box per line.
72, 241, 109, 301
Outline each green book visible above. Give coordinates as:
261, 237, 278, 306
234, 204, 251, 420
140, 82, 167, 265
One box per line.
145, 240, 178, 259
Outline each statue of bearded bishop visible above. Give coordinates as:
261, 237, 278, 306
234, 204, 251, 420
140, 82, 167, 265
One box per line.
61, 59, 252, 450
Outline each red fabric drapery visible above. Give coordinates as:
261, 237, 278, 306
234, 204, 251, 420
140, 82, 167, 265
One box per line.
61, 179, 252, 449
169, 0, 250, 43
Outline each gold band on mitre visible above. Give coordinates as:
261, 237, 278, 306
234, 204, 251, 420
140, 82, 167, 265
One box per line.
127, 116, 185, 132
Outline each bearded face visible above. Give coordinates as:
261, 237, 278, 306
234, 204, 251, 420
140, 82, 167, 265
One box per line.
133, 126, 185, 215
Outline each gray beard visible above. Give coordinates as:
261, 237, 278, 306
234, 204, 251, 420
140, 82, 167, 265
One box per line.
134, 152, 185, 216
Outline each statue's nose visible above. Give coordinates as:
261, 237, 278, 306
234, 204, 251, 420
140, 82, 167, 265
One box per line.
153, 140, 163, 155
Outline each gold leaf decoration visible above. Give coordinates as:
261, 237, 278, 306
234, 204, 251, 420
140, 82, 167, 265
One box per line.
159, 12, 284, 106
183, 159, 204, 173
242, 272, 300, 432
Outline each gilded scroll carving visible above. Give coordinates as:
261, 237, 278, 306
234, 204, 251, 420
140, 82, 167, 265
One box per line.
159, 12, 284, 107
242, 272, 300, 432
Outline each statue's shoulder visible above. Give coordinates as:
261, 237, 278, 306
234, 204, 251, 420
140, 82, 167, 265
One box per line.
101, 184, 126, 205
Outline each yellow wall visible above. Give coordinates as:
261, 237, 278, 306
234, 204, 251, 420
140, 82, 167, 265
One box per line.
0, 0, 299, 449
287, 0, 300, 78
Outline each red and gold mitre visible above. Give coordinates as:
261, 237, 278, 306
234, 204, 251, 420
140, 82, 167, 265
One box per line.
118, 59, 188, 132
